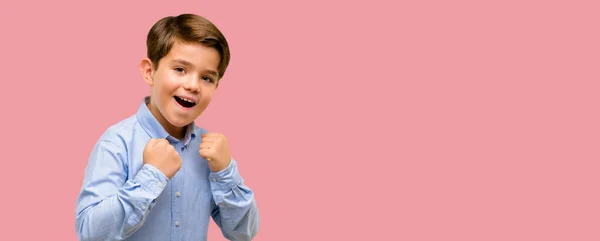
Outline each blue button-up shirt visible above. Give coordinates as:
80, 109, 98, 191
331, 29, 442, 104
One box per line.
75, 97, 259, 241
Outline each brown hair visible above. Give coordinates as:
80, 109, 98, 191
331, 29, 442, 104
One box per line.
146, 14, 230, 79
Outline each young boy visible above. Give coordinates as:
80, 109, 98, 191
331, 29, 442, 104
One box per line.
75, 14, 259, 241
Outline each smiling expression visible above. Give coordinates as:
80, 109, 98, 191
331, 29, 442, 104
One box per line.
141, 40, 221, 139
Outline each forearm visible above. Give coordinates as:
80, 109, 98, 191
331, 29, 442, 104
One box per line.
76, 164, 167, 241
210, 159, 260, 241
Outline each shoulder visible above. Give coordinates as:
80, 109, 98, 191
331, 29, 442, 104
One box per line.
84, 116, 139, 173
95, 115, 139, 151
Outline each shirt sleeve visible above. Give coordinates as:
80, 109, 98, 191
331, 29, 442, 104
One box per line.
209, 158, 260, 241
75, 140, 168, 241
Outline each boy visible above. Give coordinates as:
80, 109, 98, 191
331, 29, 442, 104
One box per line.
75, 14, 259, 241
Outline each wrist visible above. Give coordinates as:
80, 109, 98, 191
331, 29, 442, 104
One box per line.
209, 159, 231, 173
135, 164, 169, 196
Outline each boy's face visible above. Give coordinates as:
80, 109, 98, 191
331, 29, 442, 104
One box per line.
141, 41, 221, 131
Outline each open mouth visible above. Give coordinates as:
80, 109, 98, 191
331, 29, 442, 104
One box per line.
174, 96, 196, 108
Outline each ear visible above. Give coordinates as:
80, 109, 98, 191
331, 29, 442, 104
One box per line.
140, 58, 155, 86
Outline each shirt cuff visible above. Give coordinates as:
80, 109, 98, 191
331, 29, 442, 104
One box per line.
209, 158, 242, 192
134, 164, 169, 197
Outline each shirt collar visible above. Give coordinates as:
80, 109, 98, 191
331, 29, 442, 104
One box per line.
136, 96, 197, 145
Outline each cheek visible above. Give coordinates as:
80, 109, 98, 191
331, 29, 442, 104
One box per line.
158, 72, 181, 91
203, 88, 215, 97
199, 91, 214, 105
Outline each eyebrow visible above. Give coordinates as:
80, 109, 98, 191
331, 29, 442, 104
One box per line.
172, 59, 193, 67
171, 59, 219, 78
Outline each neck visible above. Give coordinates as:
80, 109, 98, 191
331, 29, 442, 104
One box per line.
165, 124, 187, 140
146, 102, 186, 140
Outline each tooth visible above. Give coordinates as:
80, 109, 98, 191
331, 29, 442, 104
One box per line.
178, 96, 194, 103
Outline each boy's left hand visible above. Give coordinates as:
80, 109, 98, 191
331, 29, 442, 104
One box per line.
199, 133, 232, 172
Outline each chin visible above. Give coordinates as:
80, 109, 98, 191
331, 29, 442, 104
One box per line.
168, 118, 193, 127
163, 112, 192, 127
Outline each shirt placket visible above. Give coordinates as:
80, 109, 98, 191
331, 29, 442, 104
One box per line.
170, 142, 185, 241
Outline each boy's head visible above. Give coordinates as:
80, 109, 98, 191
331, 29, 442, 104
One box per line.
140, 14, 230, 136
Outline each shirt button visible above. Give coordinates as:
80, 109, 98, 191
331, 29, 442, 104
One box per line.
211, 178, 217, 182
141, 205, 146, 210
175, 221, 180, 227
175, 191, 181, 197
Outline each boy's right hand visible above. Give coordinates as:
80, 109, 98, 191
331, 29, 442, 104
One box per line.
143, 138, 182, 179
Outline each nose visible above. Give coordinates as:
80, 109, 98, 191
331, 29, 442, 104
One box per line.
183, 76, 200, 93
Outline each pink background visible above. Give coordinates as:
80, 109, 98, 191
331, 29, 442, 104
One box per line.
1, 0, 599, 240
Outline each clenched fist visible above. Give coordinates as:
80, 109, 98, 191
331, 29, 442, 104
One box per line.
143, 138, 182, 179
199, 133, 231, 172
